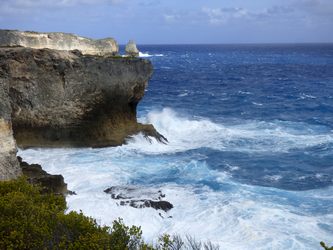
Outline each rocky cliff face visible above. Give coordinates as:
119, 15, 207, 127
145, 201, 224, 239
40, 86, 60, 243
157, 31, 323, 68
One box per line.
0, 30, 118, 56
0, 30, 164, 180
0, 47, 163, 147
0, 78, 21, 180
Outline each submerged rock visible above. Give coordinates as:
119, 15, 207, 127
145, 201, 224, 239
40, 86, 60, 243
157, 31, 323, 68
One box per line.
125, 40, 139, 57
104, 186, 173, 212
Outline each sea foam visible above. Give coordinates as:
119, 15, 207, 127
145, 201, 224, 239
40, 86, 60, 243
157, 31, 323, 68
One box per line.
18, 108, 333, 249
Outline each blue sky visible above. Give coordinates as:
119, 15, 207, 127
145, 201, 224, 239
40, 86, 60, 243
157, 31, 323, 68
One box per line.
0, 0, 332, 44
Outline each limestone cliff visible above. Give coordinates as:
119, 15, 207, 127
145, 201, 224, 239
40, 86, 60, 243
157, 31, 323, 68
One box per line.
0, 30, 164, 180
0, 47, 165, 147
0, 30, 118, 56
0, 79, 21, 180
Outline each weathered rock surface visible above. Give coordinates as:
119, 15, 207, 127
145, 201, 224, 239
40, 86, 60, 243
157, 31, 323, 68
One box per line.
0, 79, 21, 180
125, 40, 139, 57
104, 186, 173, 212
0, 29, 118, 56
18, 156, 68, 194
0, 30, 166, 180
0, 47, 165, 147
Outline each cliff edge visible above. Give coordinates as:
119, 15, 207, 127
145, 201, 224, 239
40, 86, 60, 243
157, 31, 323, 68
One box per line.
0, 30, 118, 56
0, 30, 164, 180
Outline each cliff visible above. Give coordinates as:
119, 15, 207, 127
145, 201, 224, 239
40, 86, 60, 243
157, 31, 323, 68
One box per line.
0, 79, 21, 180
0, 30, 165, 180
0, 30, 118, 56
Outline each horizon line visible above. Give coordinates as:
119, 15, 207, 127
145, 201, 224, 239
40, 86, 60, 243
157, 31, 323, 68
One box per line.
120, 42, 333, 46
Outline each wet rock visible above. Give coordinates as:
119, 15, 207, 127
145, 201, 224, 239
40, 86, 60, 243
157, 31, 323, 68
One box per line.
104, 186, 173, 212
18, 156, 68, 195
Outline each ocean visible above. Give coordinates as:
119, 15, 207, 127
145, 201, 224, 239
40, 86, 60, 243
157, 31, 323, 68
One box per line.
19, 44, 333, 249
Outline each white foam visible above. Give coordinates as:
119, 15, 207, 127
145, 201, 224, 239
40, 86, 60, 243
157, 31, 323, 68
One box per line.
16, 147, 333, 249
17, 108, 333, 249
252, 102, 263, 106
132, 108, 333, 154
139, 52, 164, 57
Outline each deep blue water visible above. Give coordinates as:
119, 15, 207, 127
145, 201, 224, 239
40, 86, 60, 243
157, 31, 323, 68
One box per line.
138, 44, 333, 191
21, 44, 333, 249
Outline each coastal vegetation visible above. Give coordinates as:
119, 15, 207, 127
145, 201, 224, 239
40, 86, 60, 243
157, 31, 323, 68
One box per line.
0, 177, 221, 250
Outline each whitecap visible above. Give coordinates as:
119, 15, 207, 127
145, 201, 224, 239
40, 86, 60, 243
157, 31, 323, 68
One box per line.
252, 102, 263, 106
299, 93, 317, 99
133, 108, 333, 154
178, 92, 188, 97
139, 52, 164, 57
238, 90, 252, 95
15, 147, 333, 249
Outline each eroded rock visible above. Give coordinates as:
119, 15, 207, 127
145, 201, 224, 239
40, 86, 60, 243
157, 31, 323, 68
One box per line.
104, 186, 173, 212
18, 156, 68, 194
0, 79, 21, 180
125, 40, 139, 57
0, 29, 118, 56
0, 47, 159, 147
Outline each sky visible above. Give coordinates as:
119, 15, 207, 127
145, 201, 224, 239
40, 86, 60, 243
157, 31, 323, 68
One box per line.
0, 0, 333, 44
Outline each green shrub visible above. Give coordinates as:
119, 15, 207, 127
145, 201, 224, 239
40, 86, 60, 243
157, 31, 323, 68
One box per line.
0, 177, 151, 250
0, 177, 229, 250
321, 242, 333, 250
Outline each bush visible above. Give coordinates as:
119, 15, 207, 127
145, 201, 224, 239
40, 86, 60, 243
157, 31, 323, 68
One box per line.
0, 177, 150, 250
321, 242, 333, 250
0, 177, 226, 249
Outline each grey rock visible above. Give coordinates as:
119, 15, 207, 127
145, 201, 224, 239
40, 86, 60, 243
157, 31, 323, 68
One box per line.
18, 156, 68, 194
0, 30, 167, 180
0, 46, 166, 148
125, 40, 139, 57
0, 79, 21, 180
0, 29, 119, 56
104, 186, 173, 212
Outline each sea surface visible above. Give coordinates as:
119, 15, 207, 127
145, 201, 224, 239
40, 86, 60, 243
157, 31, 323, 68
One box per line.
19, 44, 333, 249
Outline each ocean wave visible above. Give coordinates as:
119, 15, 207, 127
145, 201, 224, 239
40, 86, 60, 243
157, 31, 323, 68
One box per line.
131, 108, 333, 154
139, 52, 164, 57
16, 146, 333, 249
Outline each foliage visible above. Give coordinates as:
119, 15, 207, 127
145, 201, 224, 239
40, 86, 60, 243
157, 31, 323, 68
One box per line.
0, 177, 277, 250
0, 177, 150, 250
321, 241, 333, 250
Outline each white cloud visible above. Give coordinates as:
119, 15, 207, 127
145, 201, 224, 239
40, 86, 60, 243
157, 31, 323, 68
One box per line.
1, 0, 123, 9
294, 0, 333, 17
163, 14, 177, 23
202, 7, 248, 25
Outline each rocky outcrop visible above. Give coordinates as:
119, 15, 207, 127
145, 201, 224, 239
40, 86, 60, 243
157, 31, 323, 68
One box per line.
0, 30, 118, 56
0, 47, 166, 147
0, 30, 166, 180
104, 186, 173, 212
125, 40, 139, 57
0, 79, 21, 180
18, 157, 68, 194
